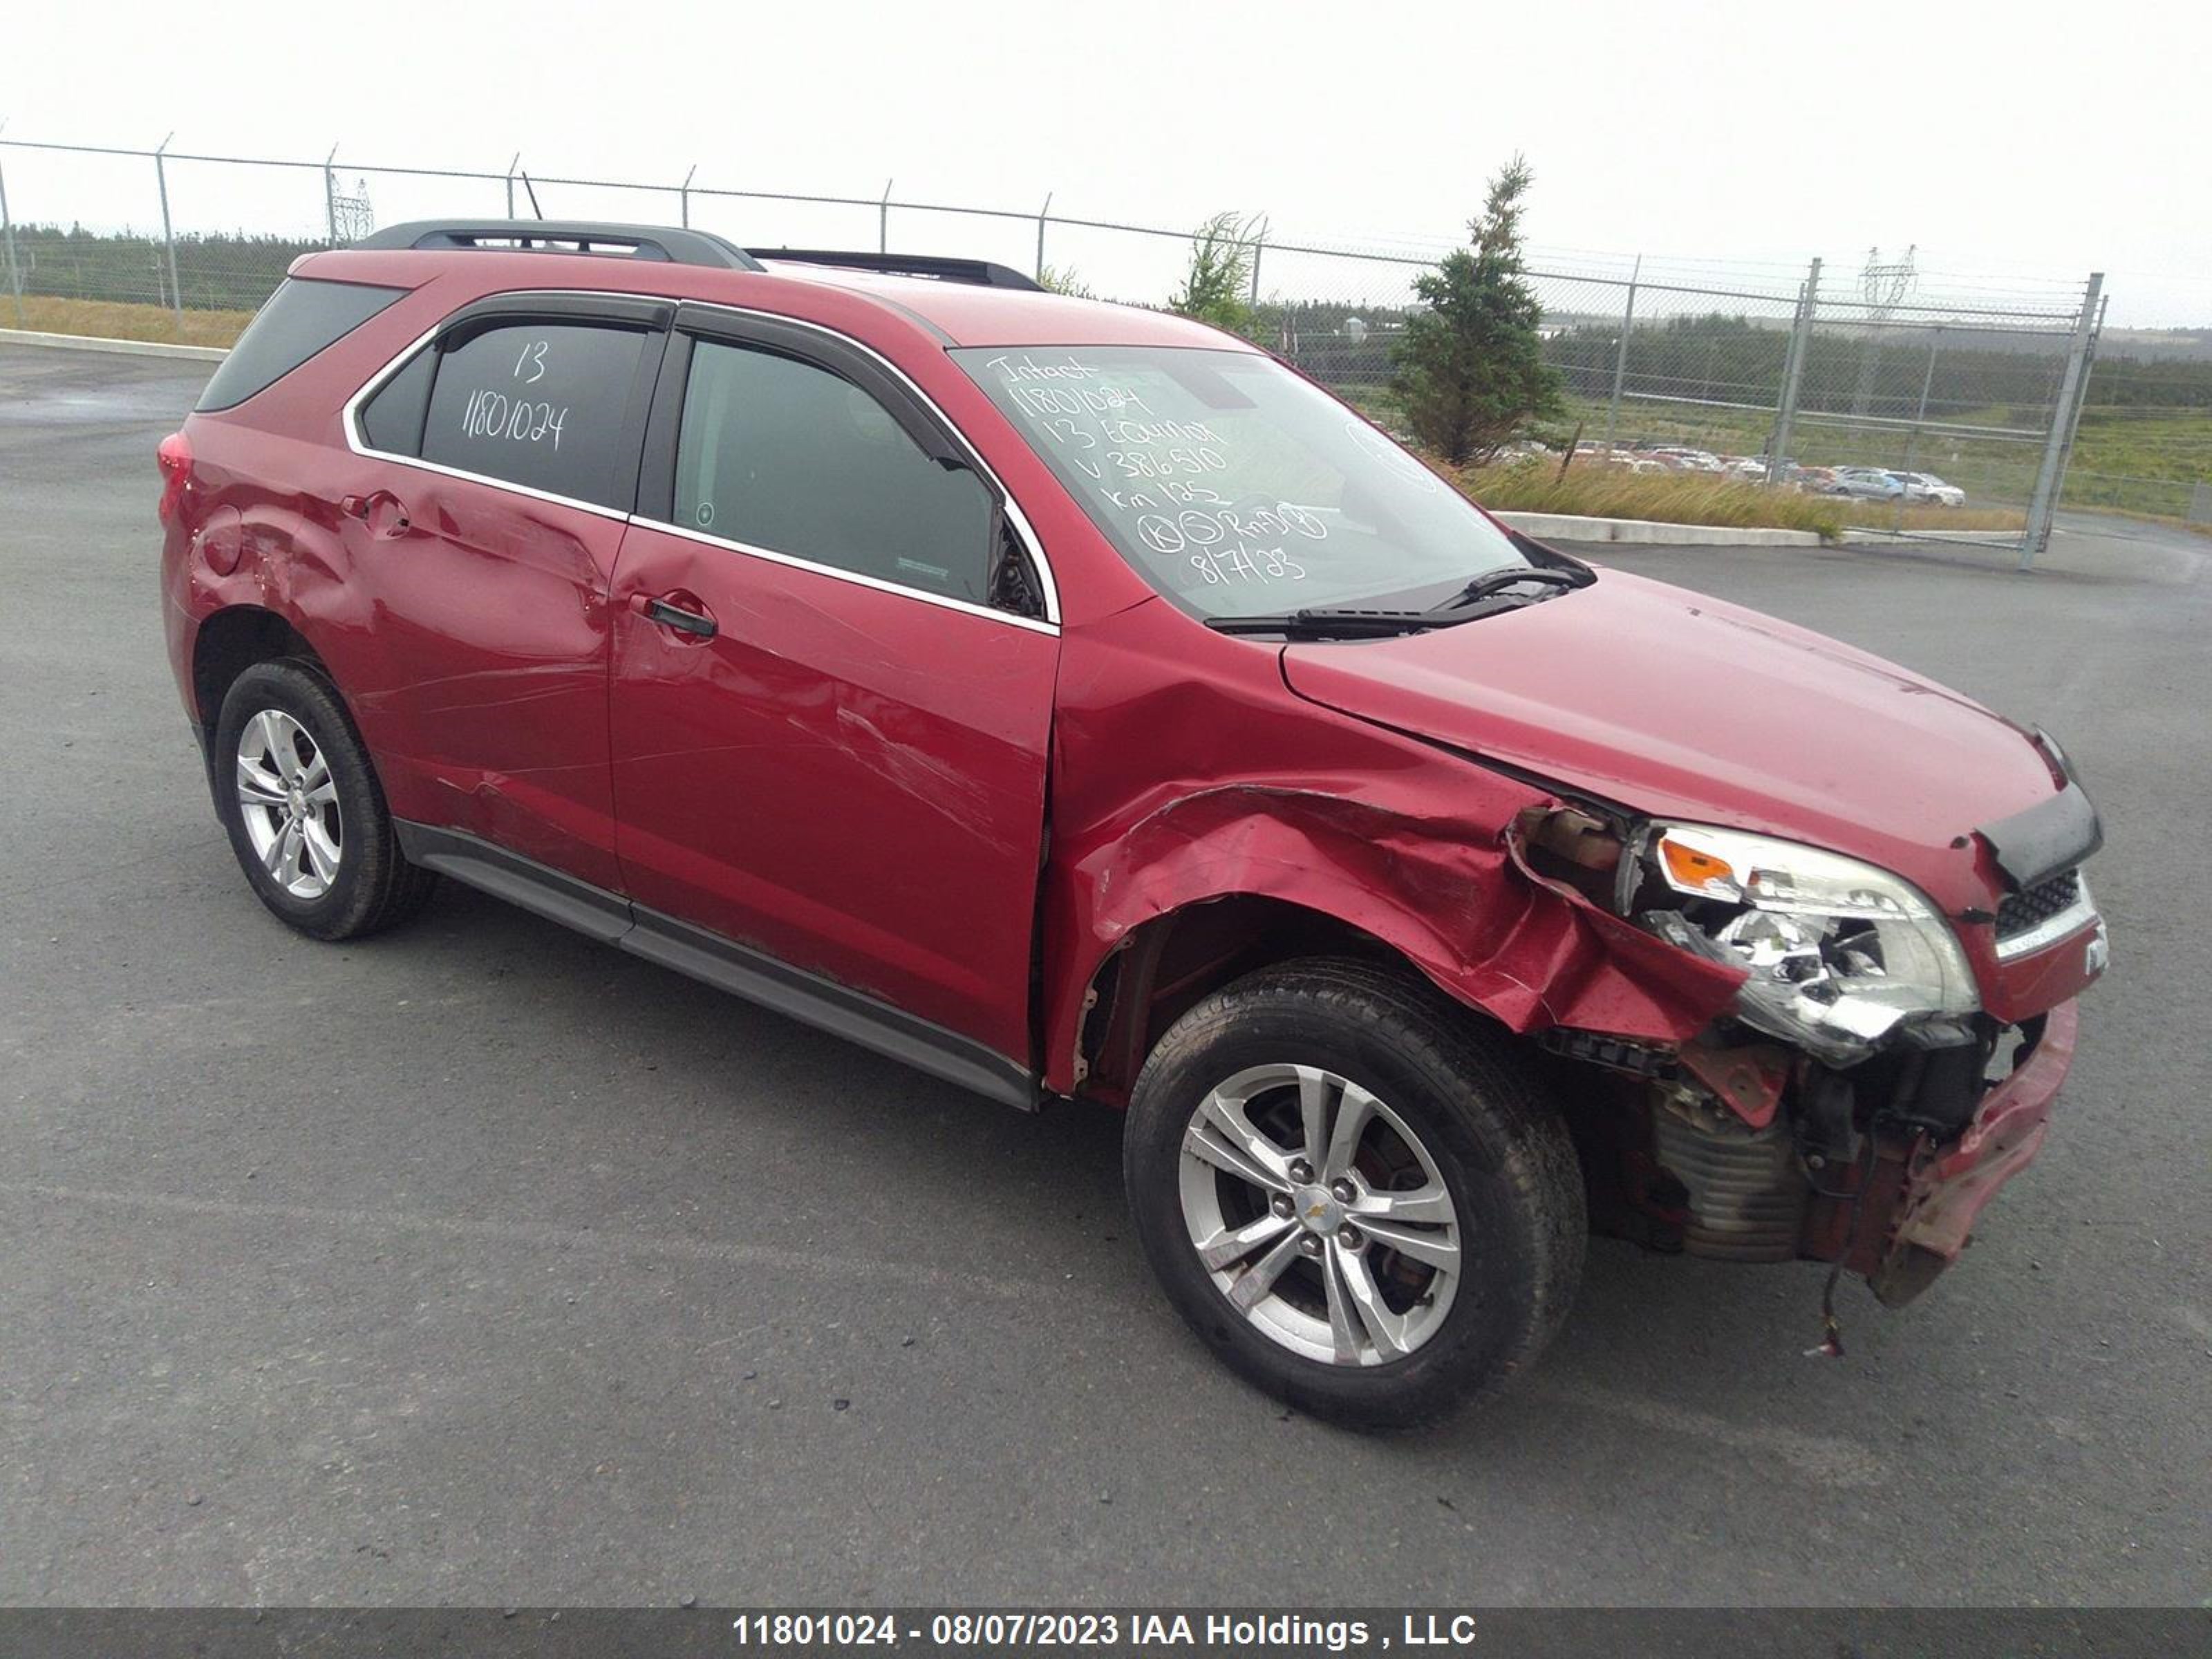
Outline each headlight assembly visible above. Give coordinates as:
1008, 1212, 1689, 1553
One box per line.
1629, 824, 1978, 1065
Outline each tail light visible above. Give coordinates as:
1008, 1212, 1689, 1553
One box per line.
156, 431, 193, 524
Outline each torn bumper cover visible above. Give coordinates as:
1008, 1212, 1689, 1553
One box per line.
1864, 1000, 2078, 1302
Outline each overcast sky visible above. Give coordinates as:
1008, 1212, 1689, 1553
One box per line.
6, 0, 2207, 326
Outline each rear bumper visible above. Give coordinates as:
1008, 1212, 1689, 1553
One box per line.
1868, 999, 2077, 1300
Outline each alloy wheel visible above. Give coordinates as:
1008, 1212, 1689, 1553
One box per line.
234, 708, 343, 900
1177, 1062, 1462, 1366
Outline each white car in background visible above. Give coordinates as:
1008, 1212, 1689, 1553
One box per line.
1891, 471, 1967, 507
1826, 467, 1908, 501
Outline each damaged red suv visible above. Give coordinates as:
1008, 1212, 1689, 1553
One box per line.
158, 221, 2108, 1426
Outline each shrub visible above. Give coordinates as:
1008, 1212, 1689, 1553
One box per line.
1169, 212, 1262, 339
1037, 264, 1094, 299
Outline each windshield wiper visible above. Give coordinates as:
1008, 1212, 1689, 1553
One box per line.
1204, 563, 1597, 640
1427, 565, 1591, 612
1203, 608, 1479, 639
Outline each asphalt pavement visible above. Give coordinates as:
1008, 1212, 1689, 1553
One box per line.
1, 341, 2205, 1606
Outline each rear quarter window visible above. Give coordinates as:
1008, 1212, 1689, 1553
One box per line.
196, 277, 408, 413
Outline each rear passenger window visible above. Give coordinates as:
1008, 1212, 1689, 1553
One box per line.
420, 322, 648, 509
196, 277, 406, 413
671, 339, 993, 603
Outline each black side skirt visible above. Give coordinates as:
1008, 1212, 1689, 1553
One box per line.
394, 822, 1038, 1112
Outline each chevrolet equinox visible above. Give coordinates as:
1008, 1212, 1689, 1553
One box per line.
157, 221, 2108, 1426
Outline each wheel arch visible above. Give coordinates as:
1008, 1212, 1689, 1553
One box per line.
1047, 785, 1747, 1102
191, 605, 330, 734
1070, 894, 1441, 1107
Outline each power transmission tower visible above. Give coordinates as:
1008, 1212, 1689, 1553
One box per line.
1850, 244, 1916, 418
330, 176, 375, 245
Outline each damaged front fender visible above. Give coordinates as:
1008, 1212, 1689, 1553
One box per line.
1054, 788, 1741, 1095
1039, 606, 1747, 1096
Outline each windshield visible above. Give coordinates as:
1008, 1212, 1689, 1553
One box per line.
953, 346, 1533, 619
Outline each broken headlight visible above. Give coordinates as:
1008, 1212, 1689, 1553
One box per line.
1630, 823, 1978, 1063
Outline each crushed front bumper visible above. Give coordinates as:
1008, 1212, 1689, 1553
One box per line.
1863, 999, 2079, 1303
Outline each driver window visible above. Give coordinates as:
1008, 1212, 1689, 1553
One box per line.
671, 339, 993, 604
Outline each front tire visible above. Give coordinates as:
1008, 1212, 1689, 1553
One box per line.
212, 659, 436, 941
1124, 958, 1584, 1430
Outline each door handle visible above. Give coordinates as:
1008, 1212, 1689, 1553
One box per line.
632, 591, 718, 639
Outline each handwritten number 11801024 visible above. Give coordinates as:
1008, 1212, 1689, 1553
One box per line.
458, 338, 568, 449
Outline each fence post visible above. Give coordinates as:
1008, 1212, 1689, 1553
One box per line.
153, 133, 182, 331
1248, 223, 1266, 306
679, 164, 695, 229
879, 178, 893, 254
2056, 291, 2108, 478
323, 143, 339, 245
505, 153, 521, 219
1035, 193, 1051, 281
1599, 253, 1641, 456
1765, 256, 1820, 485
0, 147, 25, 328
1914, 324, 1942, 424
2020, 272, 2104, 570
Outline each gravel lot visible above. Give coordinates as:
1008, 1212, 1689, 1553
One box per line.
2, 342, 2205, 1606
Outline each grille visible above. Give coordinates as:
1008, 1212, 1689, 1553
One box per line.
1996, 868, 2083, 940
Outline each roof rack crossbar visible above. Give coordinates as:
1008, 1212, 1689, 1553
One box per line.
744, 248, 1042, 291
356, 219, 765, 272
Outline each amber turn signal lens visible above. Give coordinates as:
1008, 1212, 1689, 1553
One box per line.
1660, 836, 1736, 892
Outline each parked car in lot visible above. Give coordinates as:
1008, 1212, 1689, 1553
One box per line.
1582, 445, 1670, 474
1891, 470, 1967, 507
1824, 467, 1909, 500
158, 221, 2109, 1426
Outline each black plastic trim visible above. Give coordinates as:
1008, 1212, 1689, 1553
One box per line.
1978, 779, 2103, 893
623, 910, 1035, 1110
395, 823, 632, 943
361, 219, 765, 272
665, 304, 969, 466
436, 290, 673, 340
635, 326, 697, 526
747, 248, 1041, 291
393, 823, 1036, 1111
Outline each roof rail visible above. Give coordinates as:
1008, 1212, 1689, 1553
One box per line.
355, 220, 765, 272
745, 249, 1042, 292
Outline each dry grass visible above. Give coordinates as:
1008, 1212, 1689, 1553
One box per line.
2, 295, 250, 349
1459, 459, 1849, 539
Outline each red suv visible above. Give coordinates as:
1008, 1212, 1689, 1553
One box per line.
158, 221, 2108, 1426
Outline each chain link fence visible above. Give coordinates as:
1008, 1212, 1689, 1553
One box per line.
4, 136, 2174, 563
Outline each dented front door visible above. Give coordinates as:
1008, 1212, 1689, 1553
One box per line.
606, 520, 1056, 1067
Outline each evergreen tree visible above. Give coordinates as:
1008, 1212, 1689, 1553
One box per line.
1392, 156, 1562, 465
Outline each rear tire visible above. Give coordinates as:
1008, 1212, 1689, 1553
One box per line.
1124, 957, 1584, 1430
212, 659, 436, 941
